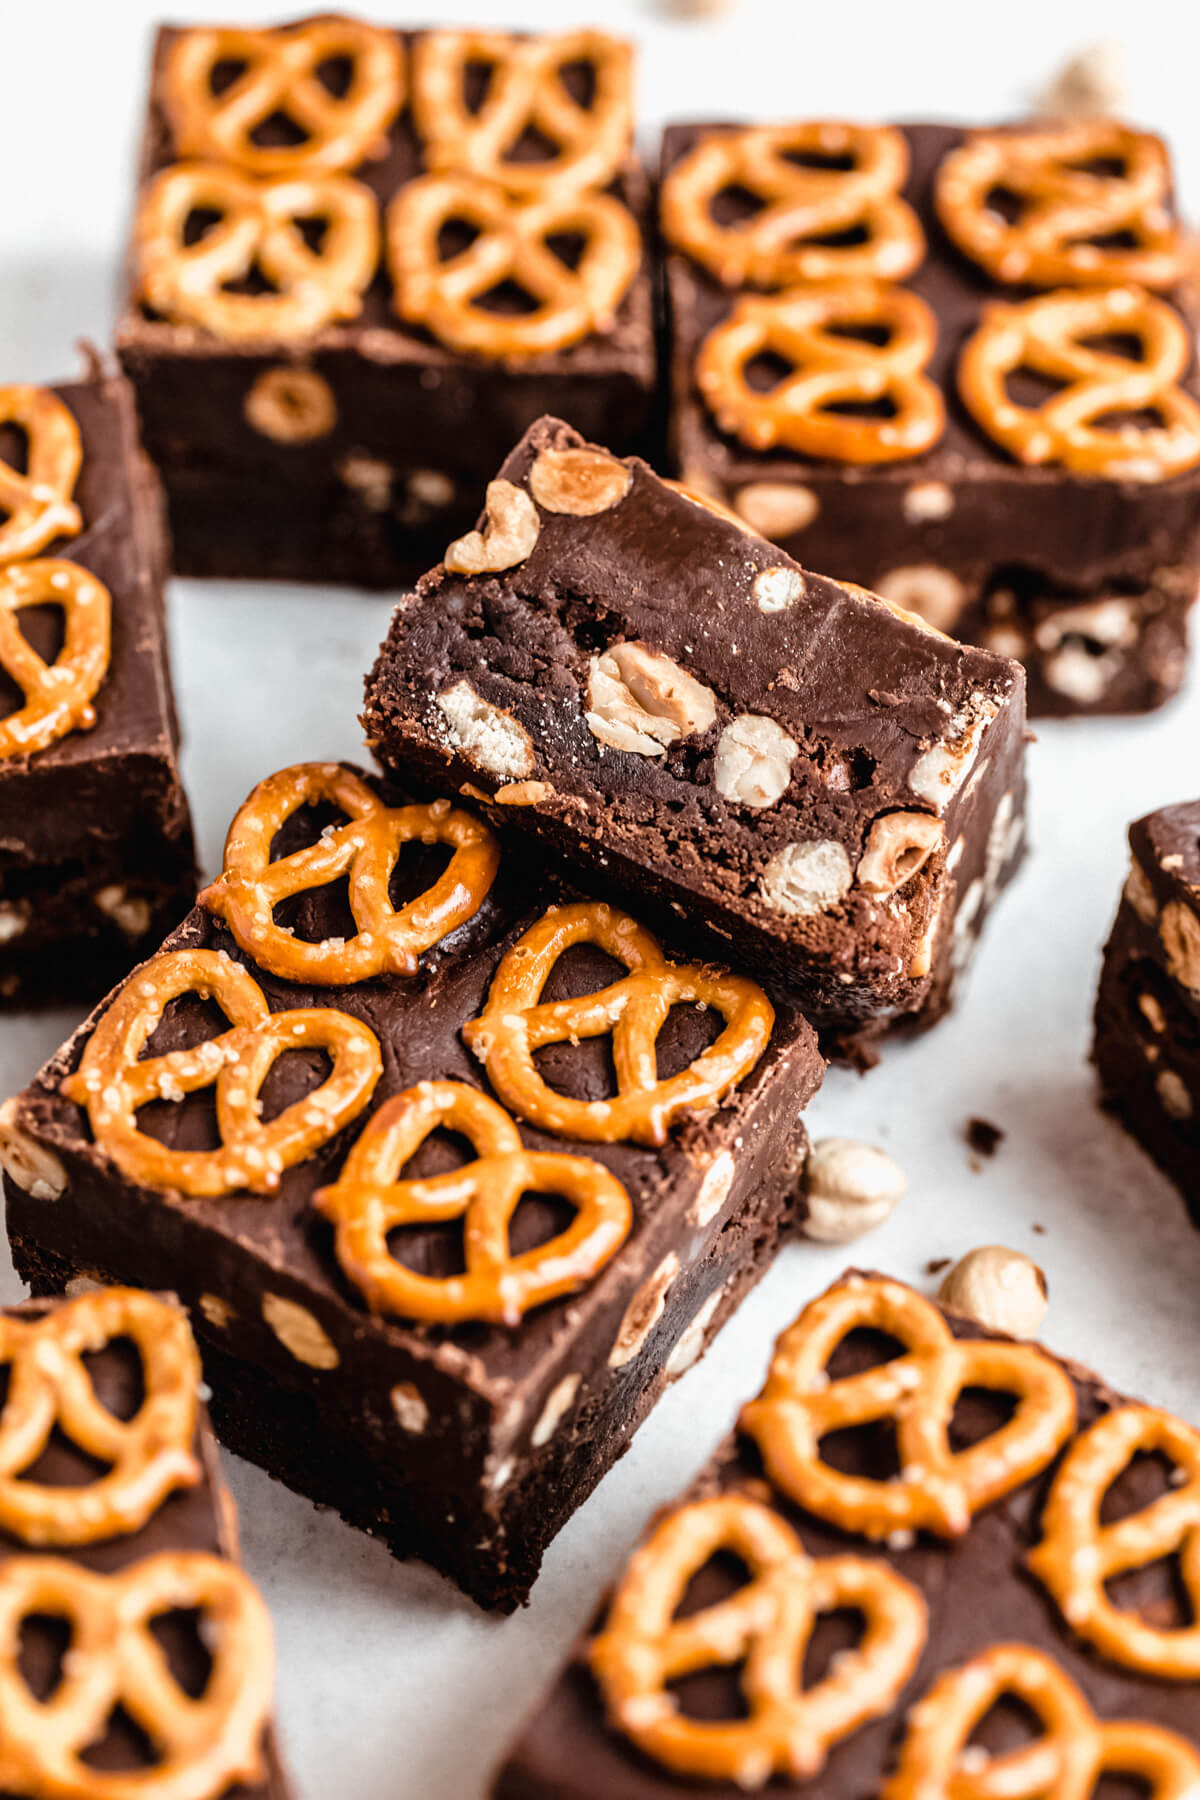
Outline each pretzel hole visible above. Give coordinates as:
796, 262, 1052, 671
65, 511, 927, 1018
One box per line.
17, 1612, 72, 1702
80, 1335, 147, 1423
947, 1386, 1020, 1454
982, 184, 1024, 225
17, 1425, 113, 1491
1104, 1557, 1193, 1634
666, 1549, 754, 1720
504, 124, 567, 168
275, 875, 356, 945
1066, 154, 1130, 181
0, 604, 65, 719
207, 56, 248, 97
269, 800, 352, 859
743, 351, 793, 394
710, 184, 768, 227
249, 110, 312, 152
545, 231, 587, 271
1078, 228, 1142, 252
474, 279, 544, 318
147, 1605, 215, 1699
779, 147, 858, 174
965, 1692, 1050, 1756
825, 1326, 908, 1380
558, 58, 598, 110
258, 1047, 335, 1125
1092, 406, 1169, 433
656, 1003, 723, 1081
461, 58, 498, 113
437, 219, 483, 261
80, 1703, 160, 1773
824, 396, 900, 421
182, 206, 226, 248
316, 54, 355, 99
825, 321, 893, 347
0, 421, 30, 478
802, 1606, 867, 1689
789, 224, 872, 250
818, 1420, 902, 1482
1078, 332, 1146, 363
1003, 367, 1069, 409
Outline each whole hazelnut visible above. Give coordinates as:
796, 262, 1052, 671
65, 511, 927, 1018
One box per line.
800, 1137, 907, 1243
938, 1246, 1048, 1338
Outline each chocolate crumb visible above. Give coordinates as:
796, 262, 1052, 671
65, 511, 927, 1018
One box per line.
966, 1117, 1005, 1158
926, 1257, 952, 1276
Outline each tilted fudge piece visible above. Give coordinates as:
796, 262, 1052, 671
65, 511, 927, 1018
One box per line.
1094, 798, 1200, 1218
116, 17, 655, 587
0, 366, 195, 1005
662, 117, 1200, 716
363, 416, 1027, 1045
1, 762, 821, 1612
494, 1269, 1200, 1796
0, 1285, 289, 1797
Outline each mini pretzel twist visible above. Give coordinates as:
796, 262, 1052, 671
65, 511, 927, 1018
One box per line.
135, 162, 379, 344
588, 1492, 927, 1788
884, 1643, 1200, 1800
387, 173, 640, 358
162, 19, 405, 176
935, 122, 1182, 289
461, 901, 774, 1148
958, 284, 1200, 482
1028, 1405, 1200, 1678
0, 1289, 200, 1547
662, 122, 925, 288
61, 947, 381, 1198
0, 559, 110, 759
739, 1276, 1077, 1541
199, 763, 500, 985
0, 385, 83, 565
314, 1080, 632, 1324
0, 1551, 274, 1800
412, 29, 634, 197
697, 281, 945, 461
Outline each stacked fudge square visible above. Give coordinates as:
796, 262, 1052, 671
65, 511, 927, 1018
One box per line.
661, 117, 1200, 715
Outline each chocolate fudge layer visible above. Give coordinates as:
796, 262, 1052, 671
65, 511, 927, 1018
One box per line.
1094, 799, 1200, 1220
0, 368, 195, 1005
664, 120, 1200, 717
494, 1271, 1200, 1797
116, 21, 656, 588
2, 766, 820, 1612
364, 417, 1027, 1045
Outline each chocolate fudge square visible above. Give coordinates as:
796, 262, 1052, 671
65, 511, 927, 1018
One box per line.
116, 18, 656, 588
662, 118, 1200, 716
0, 367, 194, 1006
494, 1270, 1200, 1797
1, 761, 821, 1613
0, 1286, 290, 1797
364, 416, 1028, 1045
1094, 799, 1200, 1219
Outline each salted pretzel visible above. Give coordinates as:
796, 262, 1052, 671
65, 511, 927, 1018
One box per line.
412, 29, 633, 197
0, 1551, 273, 1800
163, 18, 404, 176
314, 1080, 632, 1324
739, 1276, 1077, 1541
697, 281, 945, 462
387, 173, 640, 358
135, 162, 379, 343
884, 1643, 1200, 1800
662, 122, 925, 289
199, 763, 500, 985
61, 947, 381, 1198
588, 1492, 927, 1787
0, 385, 82, 565
1028, 1404, 1200, 1679
958, 285, 1200, 482
0, 559, 110, 759
462, 901, 774, 1147
0, 1289, 200, 1547
935, 121, 1182, 289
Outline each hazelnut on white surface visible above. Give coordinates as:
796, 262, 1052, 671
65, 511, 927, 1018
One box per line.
800, 1138, 907, 1243
444, 479, 539, 574
938, 1246, 1048, 1338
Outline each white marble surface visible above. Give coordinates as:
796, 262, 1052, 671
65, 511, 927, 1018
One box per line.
3, 2, 1200, 1795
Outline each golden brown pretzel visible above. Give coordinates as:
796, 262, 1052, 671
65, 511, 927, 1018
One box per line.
0, 559, 110, 759
739, 1276, 1077, 1540
935, 121, 1182, 288
958, 284, 1200, 481
0, 385, 82, 565
0, 1551, 274, 1800
199, 763, 500, 985
696, 281, 945, 461
314, 1080, 632, 1323
135, 162, 378, 343
163, 18, 404, 176
413, 29, 633, 197
662, 122, 925, 288
62, 947, 381, 1198
387, 173, 640, 357
462, 901, 774, 1147
589, 1492, 927, 1786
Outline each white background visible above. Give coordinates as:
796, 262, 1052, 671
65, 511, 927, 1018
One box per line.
4, 3, 1200, 1794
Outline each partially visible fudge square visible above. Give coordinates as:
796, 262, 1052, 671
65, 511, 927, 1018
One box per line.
2, 761, 821, 1613
116, 18, 656, 588
0, 366, 195, 1005
493, 1269, 1200, 1797
1094, 799, 1200, 1218
363, 415, 1028, 1045
662, 119, 1200, 717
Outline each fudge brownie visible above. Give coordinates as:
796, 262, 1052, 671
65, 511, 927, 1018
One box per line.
363, 416, 1028, 1046
493, 1270, 1200, 1796
1094, 798, 1200, 1219
0, 1285, 289, 1798
662, 118, 1200, 716
1, 761, 822, 1613
0, 364, 194, 1006
116, 17, 656, 587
